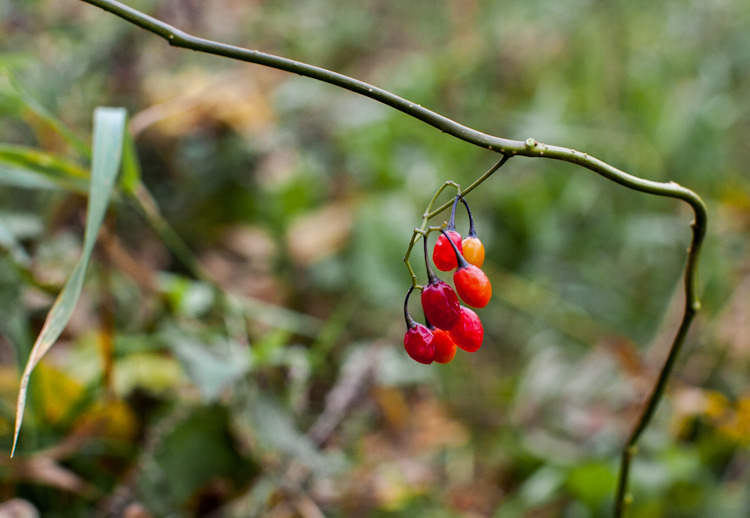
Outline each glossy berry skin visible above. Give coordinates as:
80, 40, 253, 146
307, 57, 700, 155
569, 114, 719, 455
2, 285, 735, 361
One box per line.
433, 230, 463, 272
449, 306, 483, 352
454, 264, 492, 308
404, 323, 435, 364
461, 235, 485, 268
421, 280, 461, 330
431, 327, 457, 364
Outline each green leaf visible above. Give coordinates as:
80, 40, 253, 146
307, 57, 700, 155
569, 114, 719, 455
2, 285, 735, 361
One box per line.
0, 144, 89, 193
11, 107, 126, 457
566, 462, 617, 506
240, 391, 345, 476
0, 54, 34, 71
6, 72, 91, 158
119, 129, 142, 195
168, 333, 250, 402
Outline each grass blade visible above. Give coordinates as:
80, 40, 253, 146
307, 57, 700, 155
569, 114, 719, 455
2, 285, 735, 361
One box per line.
11, 107, 126, 457
0, 144, 89, 193
6, 71, 92, 158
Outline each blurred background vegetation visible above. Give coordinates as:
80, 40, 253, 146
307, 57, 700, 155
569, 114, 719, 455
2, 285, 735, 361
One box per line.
1, 0, 749, 516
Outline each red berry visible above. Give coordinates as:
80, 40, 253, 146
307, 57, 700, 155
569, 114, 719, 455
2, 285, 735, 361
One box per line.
433, 230, 463, 271
404, 323, 436, 364
461, 235, 485, 268
449, 306, 483, 352
432, 195, 463, 271
421, 280, 460, 330
431, 327, 457, 363
421, 232, 460, 330
439, 228, 492, 308
403, 286, 436, 364
454, 263, 492, 308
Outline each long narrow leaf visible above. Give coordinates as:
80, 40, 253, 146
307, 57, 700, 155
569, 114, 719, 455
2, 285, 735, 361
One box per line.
11, 107, 126, 457
0, 144, 90, 193
6, 72, 92, 158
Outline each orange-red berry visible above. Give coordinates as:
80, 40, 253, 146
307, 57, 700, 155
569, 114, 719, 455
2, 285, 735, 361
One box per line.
454, 263, 492, 308
459, 196, 485, 268
439, 228, 492, 308
430, 326, 458, 363
461, 235, 485, 268
449, 306, 483, 352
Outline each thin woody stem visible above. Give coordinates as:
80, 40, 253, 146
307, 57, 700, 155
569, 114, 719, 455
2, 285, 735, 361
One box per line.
77, 1, 709, 515
459, 196, 478, 237
423, 229, 439, 285
425, 156, 510, 220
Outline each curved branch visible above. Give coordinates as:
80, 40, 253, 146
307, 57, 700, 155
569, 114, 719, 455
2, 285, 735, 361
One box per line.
78, 1, 708, 516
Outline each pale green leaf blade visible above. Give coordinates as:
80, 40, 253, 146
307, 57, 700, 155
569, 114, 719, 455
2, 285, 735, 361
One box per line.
6, 72, 91, 158
11, 107, 126, 457
0, 144, 89, 193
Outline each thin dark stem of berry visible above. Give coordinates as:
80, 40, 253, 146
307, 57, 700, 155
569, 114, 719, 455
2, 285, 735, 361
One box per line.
423, 231, 439, 284
403, 286, 416, 328
459, 196, 478, 238
446, 195, 460, 231
440, 229, 469, 270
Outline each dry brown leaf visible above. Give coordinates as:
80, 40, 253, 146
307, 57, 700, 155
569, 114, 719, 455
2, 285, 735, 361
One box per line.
201, 225, 282, 301
132, 69, 276, 137
9, 456, 97, 497
286, 202, 353, 266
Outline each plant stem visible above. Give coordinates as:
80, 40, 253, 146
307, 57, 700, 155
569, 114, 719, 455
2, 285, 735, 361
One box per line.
425, 154, 511, 220
77, 1, 709, 514
614, 212, 705, 517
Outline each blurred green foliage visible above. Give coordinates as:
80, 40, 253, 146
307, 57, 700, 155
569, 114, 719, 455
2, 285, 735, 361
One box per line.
0, 0, 749, 516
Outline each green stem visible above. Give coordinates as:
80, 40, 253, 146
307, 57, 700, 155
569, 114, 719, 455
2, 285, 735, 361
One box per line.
78, 1, 709, 514
425, 154, 511, 219
422, 181, 460, 220
614, 211, 705, 517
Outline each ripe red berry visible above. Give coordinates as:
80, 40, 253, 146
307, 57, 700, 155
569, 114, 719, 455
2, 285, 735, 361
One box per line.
404, 323, 436, 364
421, 234, 461, 329
454, 263, 492, 308
433, 230, 463, 271
422, 281, 460, 329
459, 196, 485, 268
449, 306, 483, 352
432, 196, 463, 271
440, 229, 492, 308
403, 287, 435, 364
428, 323, 458, 363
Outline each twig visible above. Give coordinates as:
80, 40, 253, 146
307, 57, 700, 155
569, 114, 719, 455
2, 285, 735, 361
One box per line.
76, 1, 708, 515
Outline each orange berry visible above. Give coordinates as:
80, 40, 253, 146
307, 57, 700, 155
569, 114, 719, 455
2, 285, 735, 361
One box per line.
431, 327, 458, 363
461, 235, 485, 268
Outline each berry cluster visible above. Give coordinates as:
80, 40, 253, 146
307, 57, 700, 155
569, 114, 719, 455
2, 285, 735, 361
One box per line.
403, 196, 491, 364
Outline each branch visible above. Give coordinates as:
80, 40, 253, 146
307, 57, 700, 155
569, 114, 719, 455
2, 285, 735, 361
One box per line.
78, 1, 708, 515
